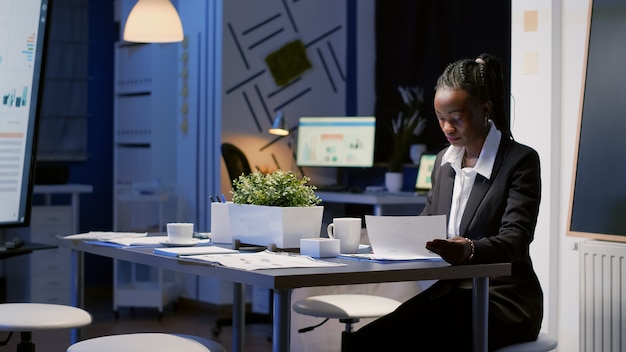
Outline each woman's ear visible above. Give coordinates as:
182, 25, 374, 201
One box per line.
482, 101, 493, 117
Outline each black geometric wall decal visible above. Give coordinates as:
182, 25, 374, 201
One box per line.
317, 47, 336, 92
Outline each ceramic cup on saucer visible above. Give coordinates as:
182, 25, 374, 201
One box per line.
166, 223, 194, 244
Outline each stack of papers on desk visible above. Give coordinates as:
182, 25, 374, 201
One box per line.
154, 246, 238, 257
65, 232, 211, 248
339, 253, 443, 262
186, 250, 346, 270
65, 231, 149, 247
64, 231, 147, 241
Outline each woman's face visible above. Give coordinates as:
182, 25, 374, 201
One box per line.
434, 87, 489, 151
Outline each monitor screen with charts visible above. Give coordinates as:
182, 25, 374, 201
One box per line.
0, 0, 51, 227
296, 116, 376, 168
415, 154, 437, 193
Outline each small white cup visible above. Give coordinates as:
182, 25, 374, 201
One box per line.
166, 223, 194, 244
327, 217, 362, 254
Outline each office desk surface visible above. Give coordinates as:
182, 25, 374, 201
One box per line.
59, 239, 508, 288
0, 242, 56, 259
59, 238, 510, 352
316, 191, 426, 205
316, 191, 427, 216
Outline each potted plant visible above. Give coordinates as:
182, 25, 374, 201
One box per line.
385, 86, 426, 192
228, 170, 323, 248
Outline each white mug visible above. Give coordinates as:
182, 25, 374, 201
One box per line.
166, 223, 194, 244
327, 217, 362, 254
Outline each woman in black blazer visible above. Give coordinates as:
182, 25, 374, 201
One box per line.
347, 54, 543, 351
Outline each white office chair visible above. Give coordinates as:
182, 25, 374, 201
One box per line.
67, 333, 225, 352
0, 303, 92, 352
293, 294, 401, 352
494, 332, 558, 352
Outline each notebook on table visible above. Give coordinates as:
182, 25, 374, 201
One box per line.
341, 214, 446, 261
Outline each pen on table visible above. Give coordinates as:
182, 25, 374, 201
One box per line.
220, 194, 226, 203
209, 195, 217, 202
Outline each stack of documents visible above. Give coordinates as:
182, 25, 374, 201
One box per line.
64, 232, 212, 247
64, 231, 147, 241
153, 246, 238, 257
183, 250, 346, 270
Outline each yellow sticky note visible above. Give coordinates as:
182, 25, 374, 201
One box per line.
524, 10, 538, 32
523, 52, 539, 75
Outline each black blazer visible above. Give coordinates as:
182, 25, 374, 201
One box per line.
422, 137, 543, 335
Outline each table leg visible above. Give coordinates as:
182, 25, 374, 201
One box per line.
472, 276, 489, 352
272, 288, 291, 352
70, 192, 80, 234
70, 250, 84, 343
232, 283, 245, 352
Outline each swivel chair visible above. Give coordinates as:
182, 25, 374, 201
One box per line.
494, 332, 558, 352
67, 333, 225, 352
0, 303, 92, 352
293, 294, 401, 352
221, 142, 252, 184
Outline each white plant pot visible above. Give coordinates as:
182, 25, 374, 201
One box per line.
409, 144, 427, 164
228, 204, 324, 249
385, 172, 403, 192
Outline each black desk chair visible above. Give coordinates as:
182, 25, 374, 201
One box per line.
221, 143, 252, 183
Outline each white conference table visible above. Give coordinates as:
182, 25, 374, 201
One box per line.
316, 191, 427, 215
59, 237, 510, 352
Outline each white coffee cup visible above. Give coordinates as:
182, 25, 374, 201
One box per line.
327, 217, 362, 254
166, 223, 194, 244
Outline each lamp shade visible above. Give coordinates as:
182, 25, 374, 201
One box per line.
123, 0, 184, 43
269, 111, 289, 136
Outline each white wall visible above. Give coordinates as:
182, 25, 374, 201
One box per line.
511, 0, 559, 335
558, 1, 590, 351
511, 1, 590, 351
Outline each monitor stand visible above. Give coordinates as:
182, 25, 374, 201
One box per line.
314, 168, 348, 192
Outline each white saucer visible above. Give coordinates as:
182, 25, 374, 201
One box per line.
159, 239, 199, 247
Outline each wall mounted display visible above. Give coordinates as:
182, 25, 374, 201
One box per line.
568, 0, 626, 242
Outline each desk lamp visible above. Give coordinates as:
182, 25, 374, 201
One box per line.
269, 111, 289, 136
124, 0, 184, 43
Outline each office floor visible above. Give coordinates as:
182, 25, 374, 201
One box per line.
1, 285, 273, 352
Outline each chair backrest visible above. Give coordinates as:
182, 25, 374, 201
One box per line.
221, 143, 252, 184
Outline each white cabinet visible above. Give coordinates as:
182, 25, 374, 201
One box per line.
6, 206, 72, 304
113, 41, 181, 315
5, 184, 92, 304
113, 41, 179, 229
113, 259, 179, 319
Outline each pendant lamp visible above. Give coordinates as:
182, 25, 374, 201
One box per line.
123, 0, 183, 43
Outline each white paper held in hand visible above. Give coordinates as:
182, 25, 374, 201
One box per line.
359, 215, 447, 260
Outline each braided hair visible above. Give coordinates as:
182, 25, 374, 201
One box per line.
435, 53, 512, 140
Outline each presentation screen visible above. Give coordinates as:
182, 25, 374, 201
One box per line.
296, 116, 376, 168
0, 0, 50, 227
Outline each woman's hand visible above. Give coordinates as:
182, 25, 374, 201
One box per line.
426, 236, 472, 265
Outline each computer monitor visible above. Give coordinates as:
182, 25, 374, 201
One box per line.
415, 154, 437, 194
296, 116, 376, 168
0, 0, 51, 227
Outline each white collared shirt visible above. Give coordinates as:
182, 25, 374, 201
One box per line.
441, 120, 501, 238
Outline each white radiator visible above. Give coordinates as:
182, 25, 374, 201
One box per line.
580, 240, 626, 352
